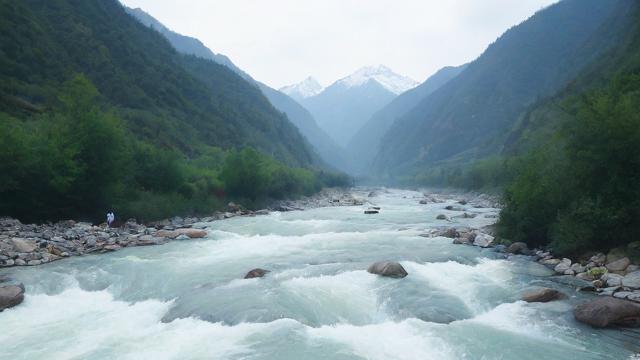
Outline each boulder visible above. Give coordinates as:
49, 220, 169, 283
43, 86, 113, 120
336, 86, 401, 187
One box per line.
576, 272, 595, 281
175, 228, 207, 239
623, 271, 640, 289
419, 199, 428, 205
601, 273, 624, 287
364, 210, 379, 214
440, 228, 458, 239
244, 268, 270, 279
436, 214, 447, 220
606, 257, 630, 272
473, 233, 494, 248
367, 261, 408, 278
507, 242, 529, 255
554, 258, 572, 274
570, 263, 586, 274
155, 230, 179, 238
522, 288, 565, 303
0, 284, 24, 311
606, 248, 628, 264
574, 297, 640, 328
540, 258, 562, 267
10, 238, 36, 253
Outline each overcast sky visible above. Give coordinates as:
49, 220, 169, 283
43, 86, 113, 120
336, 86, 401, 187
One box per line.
120, 0, 558, 89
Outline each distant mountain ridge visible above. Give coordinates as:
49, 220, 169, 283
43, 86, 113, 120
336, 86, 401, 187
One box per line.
373, 0, 637, 176
280, 77, 324, 101
347, 64, 467, 174
299, 65, 416, 147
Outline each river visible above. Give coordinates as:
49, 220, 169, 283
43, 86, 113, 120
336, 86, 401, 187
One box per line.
0, 189, 637, 359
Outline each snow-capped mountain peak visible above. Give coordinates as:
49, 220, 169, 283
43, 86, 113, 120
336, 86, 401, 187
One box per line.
280, 77, 324, 100
336, 65, 418, 95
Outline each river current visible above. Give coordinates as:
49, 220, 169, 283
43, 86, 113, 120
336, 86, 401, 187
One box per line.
0, 189, 637, 359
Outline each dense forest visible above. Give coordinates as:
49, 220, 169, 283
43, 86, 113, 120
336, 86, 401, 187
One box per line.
405, 2, 640, 257
0, 0, 348, 223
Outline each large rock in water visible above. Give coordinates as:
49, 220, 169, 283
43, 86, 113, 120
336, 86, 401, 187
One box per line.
507, 242, 529, 255
244, 268, 270, 279
0, 284, 25, 311
574, 297, 640, 328
367, 261, 408, 278
175, 228, 207, 238
522, 288, 565, 303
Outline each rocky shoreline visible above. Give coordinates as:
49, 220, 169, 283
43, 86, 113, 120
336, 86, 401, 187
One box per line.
0, 188, 360, 270
416, 191, 640, 328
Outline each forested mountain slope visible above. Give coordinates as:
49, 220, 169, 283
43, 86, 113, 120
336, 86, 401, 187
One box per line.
0, 0, 314, 166
125, 6, 347, 170
347, 64, 466, 174
0, 0, 351, 222
497, 5, 640, 256
374, 0, 636, 176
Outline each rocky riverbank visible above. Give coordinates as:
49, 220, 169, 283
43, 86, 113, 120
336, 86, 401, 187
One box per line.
413, 191, 640, 328
0, 188, 361, 270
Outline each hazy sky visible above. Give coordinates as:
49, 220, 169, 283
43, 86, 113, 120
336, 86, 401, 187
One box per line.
120, 0, 558, 89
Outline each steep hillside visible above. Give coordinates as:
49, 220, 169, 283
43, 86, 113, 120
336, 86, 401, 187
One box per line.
125, 6, 347, 170
0, 0, 353, 222
347, 64, 466, 174
374, 0, 636, 176
0, 0, 314, 166
497, 6, 640, 255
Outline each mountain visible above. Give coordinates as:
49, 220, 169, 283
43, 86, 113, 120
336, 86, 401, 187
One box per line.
373, 0, 636, 177
125, 6, 347, 170
280, 77, 324, 102
124, 7, 251, 81
347, 64, 467, 174
497, 5, 640, 256
301, 65, 417, 147
0, 0, 344, 221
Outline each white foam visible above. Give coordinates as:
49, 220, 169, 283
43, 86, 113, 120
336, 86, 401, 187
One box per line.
307, 319, 456, 360
405, 259, 513, 314
0, 287, 294, 359
282, 270, 382, 324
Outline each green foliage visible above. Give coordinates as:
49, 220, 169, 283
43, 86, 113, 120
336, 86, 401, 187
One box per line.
220, 148, 323, 203
0, 76, 349, 223
498, 71, 640, 255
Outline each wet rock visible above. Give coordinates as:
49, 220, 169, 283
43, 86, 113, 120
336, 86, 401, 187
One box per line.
175, 228, 207, 238
473, 233, 494, 248
0, 284, 24, 311
623, 271, 640, 289
10, 238, 36, 253
436, 214, 447, 220
570, 263, 586, 274
507, 242, 529, 255
522, 288, 565, 303
367, 261, 408, 278
445, 205, 463, 211
364, 210, 379, 214
244, 268, 270, 279
575, 272, 594, 282
554, 258, 572, 274
439, 228, 458, 239
574, 297, 640, 328
602, 273, 624, 287
606, 257, 630, 272
540, 258, 561, 267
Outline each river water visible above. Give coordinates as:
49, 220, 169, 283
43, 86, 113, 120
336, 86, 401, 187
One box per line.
0, 189, 637, 359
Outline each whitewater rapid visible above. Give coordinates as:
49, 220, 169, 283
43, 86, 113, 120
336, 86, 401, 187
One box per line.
0, 189, 637, 359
